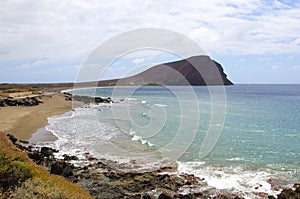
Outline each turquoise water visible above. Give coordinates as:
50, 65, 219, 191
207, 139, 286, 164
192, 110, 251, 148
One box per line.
40, 85, 300, 197
78, 85, 300, 169
72, 85, 300, 173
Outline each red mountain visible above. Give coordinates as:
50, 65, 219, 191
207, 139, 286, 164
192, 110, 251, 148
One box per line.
97, 55, 233, 86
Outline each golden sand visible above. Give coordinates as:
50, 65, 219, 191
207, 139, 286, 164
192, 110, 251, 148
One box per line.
0, 93, 73, 140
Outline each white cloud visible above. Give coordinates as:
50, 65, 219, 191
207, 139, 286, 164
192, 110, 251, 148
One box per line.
237, 59, 246, 62
292, 65, 300, 70
132, 58, 144, 64
295, 38, 300, 45
271, 65, 280, 70
19, 59, 47, 69
0, 0, 300, 81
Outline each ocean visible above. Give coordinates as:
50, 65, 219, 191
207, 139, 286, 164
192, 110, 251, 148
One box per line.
31, 84, 300, 198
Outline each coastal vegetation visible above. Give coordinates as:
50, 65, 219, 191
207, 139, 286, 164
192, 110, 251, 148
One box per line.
0, 132, 93, 199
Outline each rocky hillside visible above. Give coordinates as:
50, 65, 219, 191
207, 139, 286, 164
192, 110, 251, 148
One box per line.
98, 55, 233, 86
0, 132, 92, 199
0, 56, 233, 88
3, 133, 300, 199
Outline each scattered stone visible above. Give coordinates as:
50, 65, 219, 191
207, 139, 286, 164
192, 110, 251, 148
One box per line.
63, 154, 79, 161
8, 138, 300, 199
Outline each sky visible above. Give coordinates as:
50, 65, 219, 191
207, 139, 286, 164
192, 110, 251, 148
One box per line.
0, 0, 300, 84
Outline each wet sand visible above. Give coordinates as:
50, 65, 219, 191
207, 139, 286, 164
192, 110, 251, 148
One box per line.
0, 93, 73, 140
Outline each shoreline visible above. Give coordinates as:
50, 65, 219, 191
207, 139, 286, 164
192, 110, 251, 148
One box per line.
0, 93, 73, 140
28, 127, 59, 143
1, 88, 299, 198
6, 132, 300, 199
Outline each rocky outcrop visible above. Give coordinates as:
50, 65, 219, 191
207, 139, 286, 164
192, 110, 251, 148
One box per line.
0, 96, 43, 107
0, 133, 93, 199
63, 93, 113, 104
7, 134, 18, 144
74, 164, 205, 199
276, 184, 300, 199
10, 137, 216, 198
8, 134, 300, 199
0, 92, 113, 107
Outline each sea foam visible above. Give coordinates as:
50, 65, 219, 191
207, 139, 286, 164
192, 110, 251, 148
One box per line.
177, 161, 281, 199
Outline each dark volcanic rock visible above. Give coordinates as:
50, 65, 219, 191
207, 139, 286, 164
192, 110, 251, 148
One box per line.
19, 140, 29, 144
6, 134, 18, 144
11, 140, 300, 199
51, 161, 74, 177
51, 162, 64, 175
28, 151, 44, 164
67, 94, 113, 104
0, 96, 43, 107
277, 184, 300, 199
63, 165, 73, 177
40, 146, 57, 157
73, 161, 211, 199
63, 154, 79, 161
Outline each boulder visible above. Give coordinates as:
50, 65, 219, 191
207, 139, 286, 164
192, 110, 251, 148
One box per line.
51, 162, 64, 175
158, 191, 174, 199
28, 151, 43, 163
63, 165, 73, 177
277, 186, 300, 199
40, 147, 56, 157
7, 134, 17, 144
63, 154, 79, 161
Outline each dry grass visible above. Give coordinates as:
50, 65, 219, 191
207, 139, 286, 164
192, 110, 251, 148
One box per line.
0, 132, 93, 199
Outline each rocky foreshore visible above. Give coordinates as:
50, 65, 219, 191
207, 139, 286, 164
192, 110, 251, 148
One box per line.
0, 96, 43, 107
63, 92, 113, 104
6, 134, 300, 199
0, 92, 113, 108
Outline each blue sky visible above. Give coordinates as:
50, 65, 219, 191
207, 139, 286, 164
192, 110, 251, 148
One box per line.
0, 0, 299, 84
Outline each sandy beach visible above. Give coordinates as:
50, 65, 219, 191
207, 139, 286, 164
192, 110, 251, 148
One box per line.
0, 93, 73, 140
